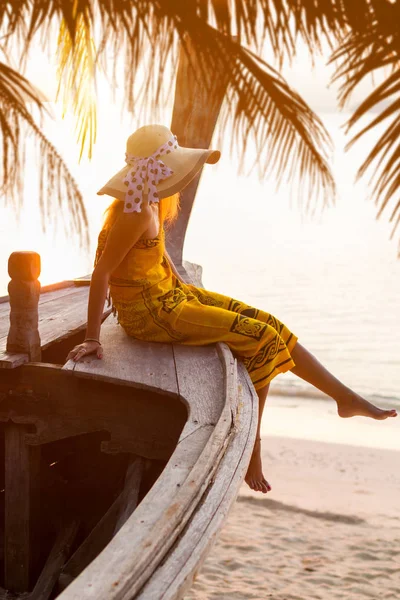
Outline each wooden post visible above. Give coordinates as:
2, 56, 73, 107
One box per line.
167, 36, 233, 266
58, 456, 144, 591
30, 520, 79, 600
6, 251, 41, 362
4, 423, 41, 592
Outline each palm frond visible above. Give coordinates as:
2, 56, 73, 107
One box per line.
1, 0, 342, 215
0, 60, 88, 244
2, 0, 372, 72
331, 0, 400, 245
4, 0, 391, 237
56, 8, 97, 161
98, 3, 336, 208
224, 42, 335, 210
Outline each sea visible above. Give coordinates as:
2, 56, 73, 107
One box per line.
0, 108, 399, 418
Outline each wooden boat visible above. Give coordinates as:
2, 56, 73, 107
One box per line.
0, 293, 257, 599
0, 38, 258, 599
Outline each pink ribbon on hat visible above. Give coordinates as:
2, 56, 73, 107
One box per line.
123, 134, 179, 213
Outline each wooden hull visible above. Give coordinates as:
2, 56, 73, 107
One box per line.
0, 315, 258, 599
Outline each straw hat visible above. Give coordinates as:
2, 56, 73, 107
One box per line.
97, 124, 220, 213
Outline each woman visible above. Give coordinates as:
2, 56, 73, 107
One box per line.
67, 124, 397, 495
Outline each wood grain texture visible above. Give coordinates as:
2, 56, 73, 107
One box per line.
29, 520, 80, 600
0, 364, 185, 461
114, 456, 144, 534
0, 286, 110, 368
73, 275, 91, 286
56, 345, 233, 600
36, 291, 110, 350
180, 261, 204, 288
0, 351, 29, 369
64, 315, 179, 397
60, 501, 120, 589
135, 361, 258, 599
60, 458, 144, 589
0, 288, 86, 339
172, 344, 224, 440
0, 287, 88, 321
4, 424, 41, 592
0, 275, 87, 305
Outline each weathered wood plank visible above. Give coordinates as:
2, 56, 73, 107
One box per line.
57, 427, 216, 600
4, 424, 41, 592
58, 497, 121, 593
35, 291, 110, 350
0, 287, 111, 368
114, 455, 144, 534
57, 344, 233, 600
0, 288, 104, 343
29, 520, 80, 600
0, 364, 185, 460
172, 344, 224, 440
0, 287, 89, 321
0, 351, 29, 369
135, 360, 258, 599
59, 455, 144, 592
181, 260, 203, 288
73, 275, 91, 286
0, 279, 80, 305
58, 501, 120, 592
64, 315, 179, 397
0, 277, 90, 304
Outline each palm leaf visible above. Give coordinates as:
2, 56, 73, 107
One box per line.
331, 0, 400, 246
56, 8, 97, 161
224, 42, 335, 209
0, 60, 88, 244
1, 0, 389, 236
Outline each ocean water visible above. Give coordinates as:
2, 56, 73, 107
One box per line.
182, 120, 400, 409
0, 112, 399, 412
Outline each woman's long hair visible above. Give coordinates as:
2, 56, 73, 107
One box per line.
102, 193, 180, 232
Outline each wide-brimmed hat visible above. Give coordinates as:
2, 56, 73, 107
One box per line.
97, 124, 220, 213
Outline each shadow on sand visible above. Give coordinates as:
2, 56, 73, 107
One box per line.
237, 495, 365, 525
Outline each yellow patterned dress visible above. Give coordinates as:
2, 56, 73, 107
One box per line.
95, 225, 298, 391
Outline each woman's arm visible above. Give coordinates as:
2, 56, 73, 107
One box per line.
66, 207, 152, 362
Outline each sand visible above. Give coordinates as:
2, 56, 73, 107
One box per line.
184, 396, 400, 600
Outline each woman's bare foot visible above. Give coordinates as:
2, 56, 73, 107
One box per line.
245, 438, 271, 494
337, 392, 397, 420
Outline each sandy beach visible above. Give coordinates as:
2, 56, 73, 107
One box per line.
184, 395, 400, 600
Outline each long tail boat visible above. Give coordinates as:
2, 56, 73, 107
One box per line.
0, 39, 258, 600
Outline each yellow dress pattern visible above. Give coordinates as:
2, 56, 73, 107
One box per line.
95, 226, 298, 391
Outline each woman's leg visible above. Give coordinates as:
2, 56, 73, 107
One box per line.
244, 342, 397, 496
245, 383, 272, 494
291, 342, 397, 419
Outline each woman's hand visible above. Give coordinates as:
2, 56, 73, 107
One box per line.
66, 340, 103, 363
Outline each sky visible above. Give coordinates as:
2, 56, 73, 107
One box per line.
0, 19, 392, 290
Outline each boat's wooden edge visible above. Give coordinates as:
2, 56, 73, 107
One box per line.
0, 278, 92, 304
63, 360, 179, 399
0, 351, 29, 369
57, 343, 236, 600
0, 301, 111, 369
136, 361, 258, 599
63, 315, 180, 399
178, 261, 203, 288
